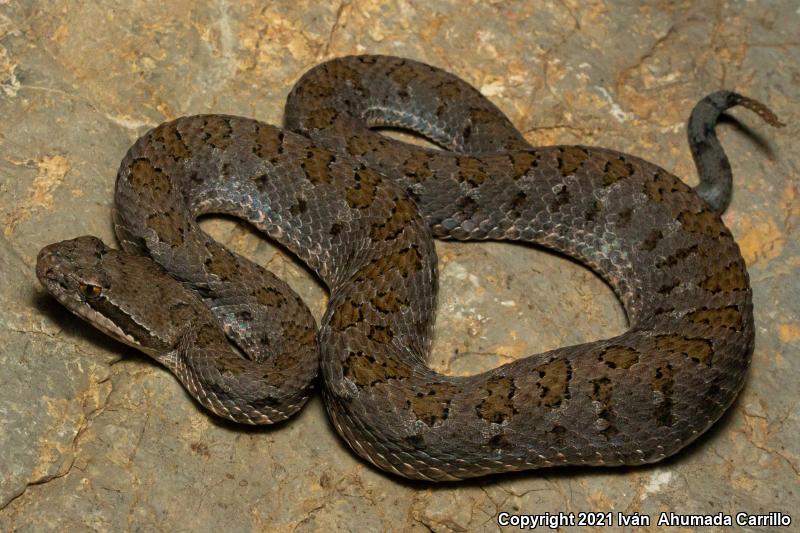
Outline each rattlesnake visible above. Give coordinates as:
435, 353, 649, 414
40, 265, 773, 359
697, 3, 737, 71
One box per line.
36, 55, 782, 480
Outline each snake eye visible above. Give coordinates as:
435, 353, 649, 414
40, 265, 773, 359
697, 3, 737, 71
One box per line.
79, 283, 102, 299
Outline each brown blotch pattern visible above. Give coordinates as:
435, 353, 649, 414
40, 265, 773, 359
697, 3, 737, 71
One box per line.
129, 158, 171, 197
168, 301, 197, 325
687, 306, 743, 331
280, 321, 315, 356
147, 210, 184, 245
355, 245, 423, 282
678, 210, 726, 238
370, 290, 409, 313
253, 125, 284, 161
343, 350, 412, 387
476, 376, 517, 424
301, 147, 336, 185
347, 134, 385, 157
370, 196, 416, 240
656, 334, 714, 366
508, 151, 540, 178
486, 432, 512, 449
368, 324, 393, 344
436, 80, 464, 102
602, 156, 635, 186
254, 286, 286, 308
644, 170, 692, 203
195, 326, 222, 349
408, 382, 459, 426
388, 61, 419, 86
306, 108, 339, 129
326, 61, 361, 85
346, 167, 383, 209
700, 262, 748, 292
456, 157, 489, 187
557, 147, 590, 176
154, 125, 191, 160
402, 154, 434, 183
656, 244, 700, 268
204, 243, 240, 282
295, 78, 334, 100
202, 116, 234, 150
532, 359, 571, 407
599, 346, 640, 369
468, 107, 501, 128
329, 297, 364, 331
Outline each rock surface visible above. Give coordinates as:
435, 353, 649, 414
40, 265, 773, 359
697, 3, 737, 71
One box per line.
1, 1, 797, 531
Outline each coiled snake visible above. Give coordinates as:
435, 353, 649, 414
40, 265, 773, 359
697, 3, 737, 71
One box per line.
36, 56, 783, 481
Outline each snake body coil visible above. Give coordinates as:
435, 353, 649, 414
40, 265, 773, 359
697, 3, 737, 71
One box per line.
36, 56, 782, 480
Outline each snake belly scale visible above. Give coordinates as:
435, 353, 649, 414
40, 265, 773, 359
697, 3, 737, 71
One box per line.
36, 55, 783, 481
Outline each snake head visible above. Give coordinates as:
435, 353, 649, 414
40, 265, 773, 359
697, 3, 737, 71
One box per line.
37, 236, 112, 307
36, 236, 181, 357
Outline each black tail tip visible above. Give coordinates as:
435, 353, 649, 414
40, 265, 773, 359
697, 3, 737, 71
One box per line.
707, 90, 786, 128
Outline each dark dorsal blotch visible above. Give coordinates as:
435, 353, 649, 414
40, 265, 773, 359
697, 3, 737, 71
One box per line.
402, 153, 434, 182
345, 167, 383, 209
407, 382, 458, 426
678, 210, 728, 238
370, 196, 417, 240
202, 116, 234, 151
347, 134, 385, 157
533, 359, 571, 407
508, 151, 540, 178
456, 156, 489, 187
146, 210, 184, 246
701, 261, 748, 292
370, 290, 409, 313
253, 286, 287, 308
343, 351, 412, 387
599, 346, 640, 369
557, 146, 590, 176
204, 242, 241, 282
129, 158, 171, 197
305, 108, 339, 130
656, 334, 714, 366
476, 376, 517, 424
687, 306, 743, 331
602, 156, 635, 186
253, 125, 284, 161
154, 124, 192, 161
330, 296, 365, 331
388, 60, 419, 86
301, 146, 336, 185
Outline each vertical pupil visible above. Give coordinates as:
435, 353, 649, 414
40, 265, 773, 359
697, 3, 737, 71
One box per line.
80, 283, 102, 297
